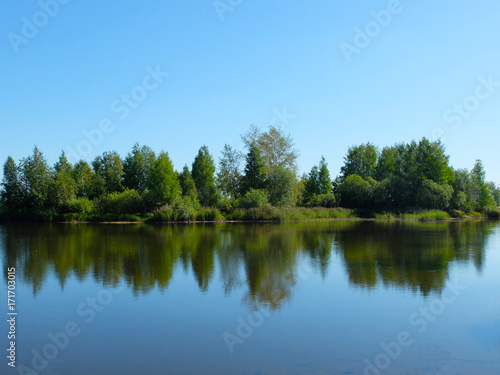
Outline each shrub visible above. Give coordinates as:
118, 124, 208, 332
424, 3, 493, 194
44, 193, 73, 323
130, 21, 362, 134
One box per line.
450, 210, 465, 219
238, 189, 269, 209
305, 193, 336, 208
416, 180, 453, 210
146, 205, 176, 222
97, 189, 143, 214
174, 196, 198, 221
485, 209, 500, 219
337, 174, 371, 208
266, 165, 297, 207
195, 207, 223, 221
64, 198, 94, 214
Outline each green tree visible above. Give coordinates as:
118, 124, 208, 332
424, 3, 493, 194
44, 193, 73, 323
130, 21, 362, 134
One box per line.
486, 182, 500, 207
241, 125, 299, 174
178, 165, 198, 200
266, 165, 297, 206
451, 168, 473, 211
148, 151, 181, 206
192, 146, 220, 206
414, 138, 454, 185
471, 160, 494, 210
416, 179, 453, 210
217, 144, 242, 199
92, 151, 124, 194
48, 172, 77, 208
1, 157, 23, 211
340, 143, 378, 181
375, 146, 400, 180
303, 165, 320, 200
123, 143, 155, 193
48, 152, 76, 208
240, 143, 266, 195
19, 146, 52, 210
72, 160, 94, 198
337, 174, 371, 208
239, 189, 269, 209
54, 151, 72, 174
317, 156, 332, 195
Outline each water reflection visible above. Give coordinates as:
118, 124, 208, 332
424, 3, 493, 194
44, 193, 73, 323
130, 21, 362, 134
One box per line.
0, 221, 496, 308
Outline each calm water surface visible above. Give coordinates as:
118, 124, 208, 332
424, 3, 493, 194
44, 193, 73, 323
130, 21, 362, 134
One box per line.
1, 221, 499, 374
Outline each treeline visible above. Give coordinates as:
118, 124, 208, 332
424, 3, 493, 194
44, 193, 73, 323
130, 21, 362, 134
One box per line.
0, 125, 499, 221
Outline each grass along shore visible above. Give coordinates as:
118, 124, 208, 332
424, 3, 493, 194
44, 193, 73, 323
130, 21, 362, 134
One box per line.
1, 206, 498, 223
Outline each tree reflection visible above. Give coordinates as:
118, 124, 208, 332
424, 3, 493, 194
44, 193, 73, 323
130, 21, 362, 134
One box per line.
0, 220, 496, 308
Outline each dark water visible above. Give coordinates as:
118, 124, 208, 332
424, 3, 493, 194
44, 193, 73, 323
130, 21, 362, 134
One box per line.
1, 221, 500, 375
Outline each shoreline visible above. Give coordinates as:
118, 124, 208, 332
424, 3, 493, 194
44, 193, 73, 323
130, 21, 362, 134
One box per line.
52, 216, 489, 225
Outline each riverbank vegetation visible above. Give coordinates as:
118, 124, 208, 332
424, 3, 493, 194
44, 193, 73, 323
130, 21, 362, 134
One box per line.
1, 125, 499, 222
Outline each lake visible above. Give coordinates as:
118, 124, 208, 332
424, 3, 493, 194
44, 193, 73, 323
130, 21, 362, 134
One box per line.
1, 221, 500, 374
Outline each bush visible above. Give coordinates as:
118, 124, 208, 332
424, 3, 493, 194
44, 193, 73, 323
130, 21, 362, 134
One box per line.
485, 209, 500, 219
450, 210, 465, 219
64, 198, 94, 214
195, 207, 223, 221
97, 189, 143, 215
266, 165, 297, 207
416, 180, 453, 210
337, 174, 371, 208
238, 189, 269, 209
305, 193, 336, 208
146, 205, 176, 222
174, 196, 198, 221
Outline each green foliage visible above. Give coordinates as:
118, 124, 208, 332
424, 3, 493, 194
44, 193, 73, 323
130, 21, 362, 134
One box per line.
192, 146, 220, 206
305, 194, 337, 208
399, 210, 450, 221
485, 209, 500, 219
64, 198, 95, 214
337, 174, 371, 208
414, 138, 454, 185
48, 170, 76, 208
471, 160, 495, 210
217, 144, 242, 199
97, 189, 143, 215
72, 160, 93, 198
148, 151, 180, 206
54, 151, 72, 174
266, 165, 297, 206
92, 151, 124, 194
239, 189, 269, 209
304, 156, 332, 204
486, 182, 500, 207
340, 143, 378, 181
123, 143, 155, 193
1, 157, 23, 211
416, 179, 453, 210
178, 165, 198, 200
195, 207, 223, 221
240, 143, 266, 195
1, 138, 498, 222
19, 146, 52, 210
174, 196, 200, 221
241, 124, 299, 174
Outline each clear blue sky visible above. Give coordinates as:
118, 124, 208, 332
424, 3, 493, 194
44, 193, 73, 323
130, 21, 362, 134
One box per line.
1, 0, 499, 183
